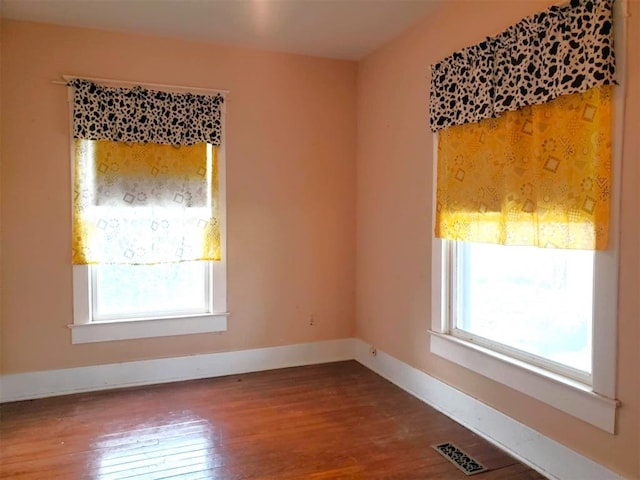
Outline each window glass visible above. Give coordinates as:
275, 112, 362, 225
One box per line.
453, 242, 593, 374
92, 262, 210, 321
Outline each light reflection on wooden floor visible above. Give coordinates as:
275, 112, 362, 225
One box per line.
95, 420, 216, 478
0, 361, 546, 479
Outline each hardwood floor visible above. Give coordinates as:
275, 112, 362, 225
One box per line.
0, 361, 545, 479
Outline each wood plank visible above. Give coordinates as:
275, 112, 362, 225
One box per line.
0, 361, 545, 479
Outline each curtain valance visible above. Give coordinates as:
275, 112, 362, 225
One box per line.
429, 0, 615, 132
69, 79, 224, 146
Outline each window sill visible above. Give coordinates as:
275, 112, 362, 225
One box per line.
69, 313, 229, 344
429, 331, 619, 433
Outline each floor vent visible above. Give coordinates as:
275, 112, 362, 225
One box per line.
432, 442, 487, 476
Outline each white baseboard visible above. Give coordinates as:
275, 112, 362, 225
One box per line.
0, 338, 355, 403
353, 339, 622, 480
0, 337, 622, 479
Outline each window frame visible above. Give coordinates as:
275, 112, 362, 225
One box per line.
429, 0, 627, 433
430, 235, 619, 433
71, 261, 228, 344
69, 81, 229, 344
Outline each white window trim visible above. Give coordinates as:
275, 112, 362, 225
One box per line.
69, 83, 229, 344
71, 261, 228, 344
429, 0, 627, 434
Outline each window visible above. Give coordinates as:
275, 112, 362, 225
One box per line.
451, 242, 593, 381
72, 258, 227, 344
68, 78, 228, 344
427, 0, 624, 433
431, 231, 619, 432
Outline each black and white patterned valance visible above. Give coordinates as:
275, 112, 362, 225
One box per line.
69, 79, 224, 146
429, 0, 615, 132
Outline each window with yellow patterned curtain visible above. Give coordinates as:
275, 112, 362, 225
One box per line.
68, 79, 228, 344
428, 0, 620, 398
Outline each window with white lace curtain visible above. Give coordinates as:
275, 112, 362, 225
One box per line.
68, 78, 228, 344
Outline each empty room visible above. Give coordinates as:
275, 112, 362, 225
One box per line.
0, 0, 638, 478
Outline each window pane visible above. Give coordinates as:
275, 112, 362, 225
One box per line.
93, 262, 209, 319
455, 242, 593, 373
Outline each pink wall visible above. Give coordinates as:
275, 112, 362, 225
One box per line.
356, 1, 639, 478
0, 20, 357, 373
0, 17, 4, 372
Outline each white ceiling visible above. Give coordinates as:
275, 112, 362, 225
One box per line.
1, 0, 442, 60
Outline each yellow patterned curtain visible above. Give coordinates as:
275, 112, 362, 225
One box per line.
435, 85, 612, 250
73, 139, 220, 264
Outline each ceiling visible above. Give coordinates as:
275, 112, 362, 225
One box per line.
1, 0, 442, 60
